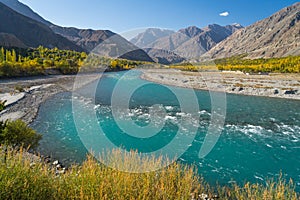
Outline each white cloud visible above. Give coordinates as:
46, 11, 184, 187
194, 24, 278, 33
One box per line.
219, 11, 229, 17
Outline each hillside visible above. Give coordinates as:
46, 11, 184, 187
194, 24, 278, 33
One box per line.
0, 33, 27, 48
146, 24, 243, 59
0, 0, 51, 26
130, 28, 175, 48
0, 0, 153, 62
204, 2, 300, 59
0, 2, 83, 51
50, 26, 115, 52
50, 26, 154, 62
143, 48, 185, 64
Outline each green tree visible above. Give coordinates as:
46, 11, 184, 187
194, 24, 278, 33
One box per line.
0, 120, 42, 150
12, 50, 17, 63
5, 49, 11, 62
43, 59, 53, 68
18, 55, 22, 63
0, 47, 4, 62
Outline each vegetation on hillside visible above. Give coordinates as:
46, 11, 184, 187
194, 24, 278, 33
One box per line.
0, 46, 150, 77
215, 55, 300, 73
170, 55, 300, 73
1, 46, 299, 77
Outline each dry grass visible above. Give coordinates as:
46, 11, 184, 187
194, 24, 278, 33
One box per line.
0, 147, 298, 200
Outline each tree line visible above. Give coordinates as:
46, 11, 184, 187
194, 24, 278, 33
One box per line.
0, 46, 150, 77
215, 55, 300, 73
170, 54, 300, 73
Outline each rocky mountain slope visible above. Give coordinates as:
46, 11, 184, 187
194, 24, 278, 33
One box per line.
51, 26, 153, 61
204, 2, 300, 59
0, 0, 153, 62
145, 24, 243, 59
2, 0, 298, 62
0, 33, 27, 48
0, 2, 83, 51
143, 48, 185, 64
130, 28, 175, 48
0, 0, 51, 25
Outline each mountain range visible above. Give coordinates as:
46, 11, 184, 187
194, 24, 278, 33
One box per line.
0, 0, 153, 62
0, 0, 299, 63
130, 24, 243, 59
204, 2, 300, 59
130, 28, 175, 48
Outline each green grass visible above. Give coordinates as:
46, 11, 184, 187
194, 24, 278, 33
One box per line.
0, 147, 298, 200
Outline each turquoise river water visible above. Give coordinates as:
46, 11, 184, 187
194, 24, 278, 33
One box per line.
31, 71, 300, 190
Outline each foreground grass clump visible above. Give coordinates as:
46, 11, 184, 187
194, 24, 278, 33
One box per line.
0, 120, 42, 150
0, 147, 298, 200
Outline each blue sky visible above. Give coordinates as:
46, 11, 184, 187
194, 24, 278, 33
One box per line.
20, 0, 298, 33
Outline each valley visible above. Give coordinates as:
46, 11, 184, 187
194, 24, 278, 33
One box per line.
0, 0, 299, 199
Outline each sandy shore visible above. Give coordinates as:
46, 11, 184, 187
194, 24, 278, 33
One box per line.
0, 74, 100, 124
141, 69, 300, 100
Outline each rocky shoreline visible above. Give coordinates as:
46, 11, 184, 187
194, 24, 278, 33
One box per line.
141, 69, 300, 100
0, 74, 101, 168
0, 74, 101, 124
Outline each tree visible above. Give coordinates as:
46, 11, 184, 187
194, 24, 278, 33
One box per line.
12, 50, 17, 63
0, 120, 42, 150
5, 50, 11, 62
18, 55, 22, 63
0, 47, 4, 62
43, 59, 53, 68
110, 60, 118, 69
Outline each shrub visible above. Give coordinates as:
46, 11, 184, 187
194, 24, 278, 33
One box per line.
0, 100, 6, 112
0, 120, 42, 150
14, 85, 25, 92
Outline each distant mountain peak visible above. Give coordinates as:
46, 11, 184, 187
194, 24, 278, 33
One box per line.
231, 23, 243, 27
143, 24, 242, 59
178, 26, 203, 38
130, 28, 175, 48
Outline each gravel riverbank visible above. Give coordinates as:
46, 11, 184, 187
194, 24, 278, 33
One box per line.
141, 69, 300, 100
0, 74, 100, 123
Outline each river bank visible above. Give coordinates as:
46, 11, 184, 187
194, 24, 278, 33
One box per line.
141, 69, 300, 100
0, 74, 100, 123
1, 69, 299, 124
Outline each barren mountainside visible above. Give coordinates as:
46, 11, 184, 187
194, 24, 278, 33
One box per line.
146, 24, 243, 59
0, 0, 299, 62
0, 0, 51, 26
143, 48, 185, 64
130, 28, 175, 48
0, 0, 153, 62
204, 2, 300, 59
0, 33, 27, 48
0, 2, 84, 51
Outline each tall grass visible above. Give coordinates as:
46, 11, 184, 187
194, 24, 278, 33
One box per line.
0, 147, 298, 200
